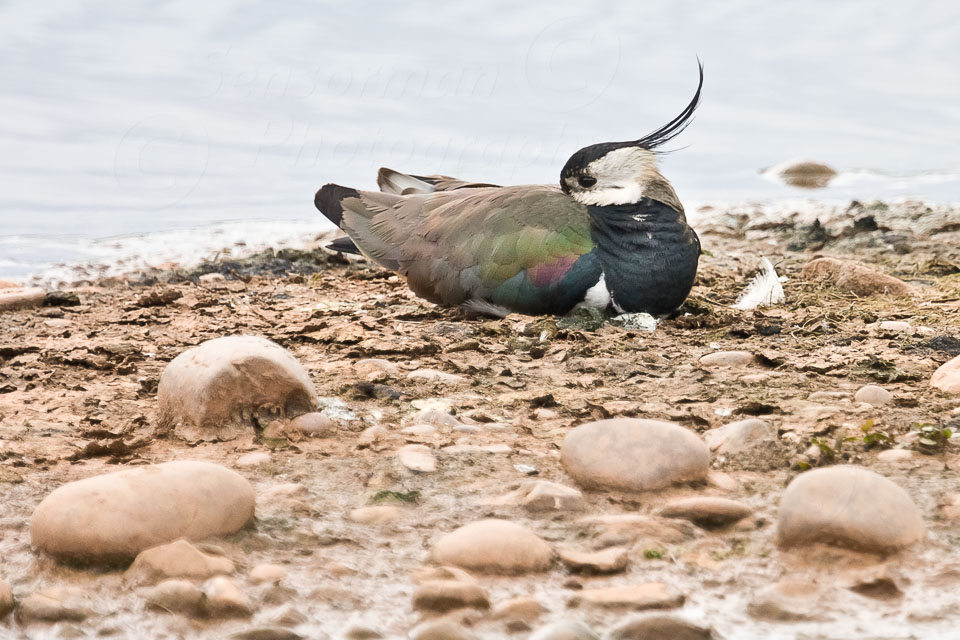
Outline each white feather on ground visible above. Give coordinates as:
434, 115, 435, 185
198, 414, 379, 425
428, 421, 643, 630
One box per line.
733, 257, 786, 310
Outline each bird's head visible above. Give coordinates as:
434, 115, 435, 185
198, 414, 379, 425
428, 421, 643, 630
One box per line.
560, 61, 703, 210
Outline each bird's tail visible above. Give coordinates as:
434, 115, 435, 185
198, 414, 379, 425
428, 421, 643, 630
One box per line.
314, 183, 360, 228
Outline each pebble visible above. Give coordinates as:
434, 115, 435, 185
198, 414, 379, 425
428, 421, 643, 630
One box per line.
808, 391, 851, 402
401, 424, 438, 437
557, 546, 628, 574
203, 576, 254, 617
124, 539, 235, 584
143, 579, 205, 616
229, 628, 302, 640
237, 451, 271, 467
412, 579, 490, 612
415, 407, 462, 428
482, 480, 584, 512
0, 578, 11, 618
249, 563, 287, 585
264, 603, 308, 626
703, 418, 776, 455
801, 257, 912, 297
529, 621, 599, 640
18, 586, 93, 622
561, 418, 710, 492
776, 466, 925, 553
408, 619, 477, 640
348, 505, 405, 525
290, 411, 336, 436
747, 578, 830, 621
341, 624, 383, 639
0, 286, 46, 312
567, 583, 684, 611
932, 354, 960, 394
31, 461, 255, 562
698, 351, 757, 367
578, 514, 695, 545
397, 444, 437, 473
877, 448, 915, 464
659, 497, 753, 529
431, 519, 552, 574
157, 335, 318, 440
358, 425, 389, 445
877, 320, 914, 334
606, 614, 713, 640
768, 159, 837, 188
854, 384, 893, 405
407, 369, 467, 385
491, 596, 547, 624
938, 494, 960, 520
410, 565, 477, 585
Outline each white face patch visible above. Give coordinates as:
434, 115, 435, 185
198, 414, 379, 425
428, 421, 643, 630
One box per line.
569, 147, 661, 207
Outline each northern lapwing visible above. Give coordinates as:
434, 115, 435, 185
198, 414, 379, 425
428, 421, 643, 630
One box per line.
315, 63, 703, 318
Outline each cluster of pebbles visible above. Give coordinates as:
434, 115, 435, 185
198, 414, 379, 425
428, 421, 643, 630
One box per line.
3, 324, 957, 638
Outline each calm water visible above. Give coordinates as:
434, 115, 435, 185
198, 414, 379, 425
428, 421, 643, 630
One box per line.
1, 1, 959, 282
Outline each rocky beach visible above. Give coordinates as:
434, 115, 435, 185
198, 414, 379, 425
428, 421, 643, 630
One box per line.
1, 199, 960, 639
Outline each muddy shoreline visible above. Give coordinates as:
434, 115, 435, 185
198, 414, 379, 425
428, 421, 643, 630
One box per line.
1, 199, 960, 639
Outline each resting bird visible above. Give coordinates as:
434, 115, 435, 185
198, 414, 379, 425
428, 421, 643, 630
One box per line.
315, 64, 703, 318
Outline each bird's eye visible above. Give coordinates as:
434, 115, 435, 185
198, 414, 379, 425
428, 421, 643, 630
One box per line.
578, 175, 597, 188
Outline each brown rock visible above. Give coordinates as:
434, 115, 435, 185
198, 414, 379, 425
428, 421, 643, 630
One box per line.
557, 547, 628, 574
577, 514, 696, 545
157, 335, 317, 441
801, 258, 912, 297
938, 493, 960, 521
125, 539, 235, 584
659, 497, 753, 529
410, 565, 477, 585
491, 596, 548, 624
408, 620, 477, 640
249, 563, 287, 585
0, 286, 45, 312
568, 583, 684, 610
607, 614, 713, 640
776, 466, 925, 553
143, 579, 205, 616
397, 444, 437, 473
17, 586, 93, 622
770, 159, 837, 188
561, 419, 709, 492
290, 411, 336, 436
931, 354, 960, 394
31, 461, 254, 562
0, 578, 13, 618
412, 579, 490, 612
748, 578, 830, 621
430, 519, 552, 574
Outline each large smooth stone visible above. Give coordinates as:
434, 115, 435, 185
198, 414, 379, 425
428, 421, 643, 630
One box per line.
0, 287, 45, 312
776, 466, 925, 553
31, 461, 255, 562
931, 354, 960, 394
561, 419, 710, 492
157, 335, 317, 440
430, 519, 552, 574
801, 258, 911, 297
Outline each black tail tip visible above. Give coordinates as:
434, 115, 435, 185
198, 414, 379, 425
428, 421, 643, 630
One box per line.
314, 183, 359, 227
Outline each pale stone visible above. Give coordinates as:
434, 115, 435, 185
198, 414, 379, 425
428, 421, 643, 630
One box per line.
410, 565, 477, 585
854, 385, 893, 405
567, 583, 684, 610
932, 355, 960, 394
430, 519, 552, 574
698, 351, 757, 367
143, 579, 205, 616
529, 621, 599, 640
557, 546, 628, 574
481, 480, 584, 512
18, 587, 92, 622
348, 505, 405, 525
776, 466, 925, 553
877, 320, 914, 334
877, 449, 914, 464
31, 461, 255, 562
748, 578, 830, 621
125, 539, 235, 584
401, 424, 438, 437
412, 579, 490, 612
249, 563, 287, 585
157, 335, 318, 441
561, 419, 710, 492
407, 369, 467, 385
808, 391, 851, 402
0, 287, 45, 312
659, 497, 753, 528
237, 451, 271, 467
607, 615, 713, 640
354, 358, 398, 376
415, 407, 462, 428
801, 258, 912, 297
397, 444, 437, 473
938, 494, 960, 521
290, 411, 335, 436
203, 576, 254, 617
491, 596, 547, 623
229, 627, 303, 640
408, 620, 477, 640
704, 418, 776, 454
